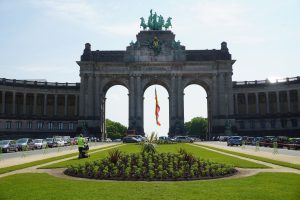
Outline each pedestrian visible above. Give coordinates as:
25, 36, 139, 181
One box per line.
78, 134, 85, 158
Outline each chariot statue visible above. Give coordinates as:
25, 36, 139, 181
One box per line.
140, 9, 172, 30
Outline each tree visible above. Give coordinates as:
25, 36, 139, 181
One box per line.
184, 117, 208, 139
106, 119, 127, 139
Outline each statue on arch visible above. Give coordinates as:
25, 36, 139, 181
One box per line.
164, 17, 172, 30
140, 17, 147, 30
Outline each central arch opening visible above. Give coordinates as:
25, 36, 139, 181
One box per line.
143, 85, 169, 137
184, 84, 208, 140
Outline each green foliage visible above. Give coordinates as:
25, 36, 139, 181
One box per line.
106, 119, 127, 139
141, 143, 156, 154
65, 149, 236, 181
184, 117, 208, 139
108, 149, 122, 164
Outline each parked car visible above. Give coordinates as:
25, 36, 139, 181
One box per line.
33, 139, 47, 149
219, 136, 230, 142
123, 136, 140, 143
245, 137, 254, 145
251, 137, 263, 145
285, 138, 300, 150
46, 138, 58, 148
113, 139, 122, 142
128, 135, 146, 142
227, 136, 243, 146
62, 136, 71, 146
16, 138, 35, 151
70, 138, 77, 145
90, 137, 100, 142
159, 136, 170, 141
175, 136, 194, 143
0, 140, 18, 153
55, 138, 65, 147
260, 136, 276, 147
276, 136, 289, 148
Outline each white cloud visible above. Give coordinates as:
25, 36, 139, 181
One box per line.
31, 0, 99, 24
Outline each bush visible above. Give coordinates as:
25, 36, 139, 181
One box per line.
141, 143, 156, 154
65, 149, 236, 181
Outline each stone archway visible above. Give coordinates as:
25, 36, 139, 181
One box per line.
77, 28, 235, 139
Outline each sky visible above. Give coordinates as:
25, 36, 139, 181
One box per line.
0, 0, 299, 136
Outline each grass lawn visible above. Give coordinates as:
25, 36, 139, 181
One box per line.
0, 144, 122, 174
0, 172, 299, 200
195, 144, 300, 170
41, 143, 268, 169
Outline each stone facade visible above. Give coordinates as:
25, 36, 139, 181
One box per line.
77, 30, 235, 139
0, 79, 79, 139
233, 77, 300, 136
0, 30, 299, 139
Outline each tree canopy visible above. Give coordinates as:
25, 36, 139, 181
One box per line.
106, 119, 127, 139
184, 117, 208, 139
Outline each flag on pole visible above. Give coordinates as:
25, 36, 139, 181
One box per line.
155, 88, 161, 126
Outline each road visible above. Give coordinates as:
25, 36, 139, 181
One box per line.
205, 141, 300, 157
196, 141, 300, 165
0, 142, 116, 161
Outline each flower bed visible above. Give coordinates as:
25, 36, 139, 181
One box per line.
65, 149, 236, 181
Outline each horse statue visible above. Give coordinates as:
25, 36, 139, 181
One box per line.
164, 17, 172, 30
140, 17, 147, 30
158, 15, 164, 30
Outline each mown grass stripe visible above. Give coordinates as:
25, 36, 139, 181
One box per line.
195, 143, 300, 170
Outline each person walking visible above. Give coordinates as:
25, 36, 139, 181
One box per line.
77, 134, 85, 158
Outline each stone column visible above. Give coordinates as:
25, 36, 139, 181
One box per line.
79, 75, 86, 116
245, 93, 249, 114
64, 95, 68, 116
33, 93, 37, 115
287, 90, 291, 112
101, 97, 106, 140
23, 93, 27, 115
128, 75, 135, 129
169, 74, 177, 135
298, 89, 300, 112
54, 94, 58, 116
95, 76, 101, 118
177, 75, 184, 119
1, 91, 5, 114
266, 92, 270, 113
87, 74, 95, 117
276, 91, 280, 113
177, 75, 185, 135
136, 75, 144, 133
43, 94, 47, 116
234, 93, 238, 114
75, 95, 78, 116
212, 74, 218, 116
226, 72, 234, 116
255, 93, 259, 114
12, 92, 16, 115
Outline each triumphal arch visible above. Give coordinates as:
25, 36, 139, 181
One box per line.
77, 11, 235, 138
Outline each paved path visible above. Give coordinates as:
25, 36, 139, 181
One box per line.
195, 141, 300, 165
0, 142, 121, 168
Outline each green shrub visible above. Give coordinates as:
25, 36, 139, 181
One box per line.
141, 143, 156, 154
65, 150, 236, 181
